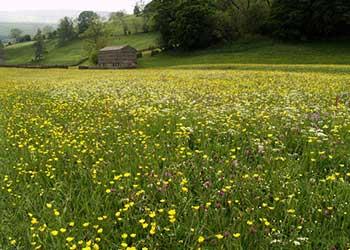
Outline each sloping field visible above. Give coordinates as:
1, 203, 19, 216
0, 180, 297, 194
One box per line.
0, 66, 350, 249
139, 40, 350, 68
4, 38, 350, 68
3, 32, 159, 65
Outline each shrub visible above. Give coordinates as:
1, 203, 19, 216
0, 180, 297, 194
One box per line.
137, 52, 143, 58
18, 35, 32, 43
151, 50, 160, 56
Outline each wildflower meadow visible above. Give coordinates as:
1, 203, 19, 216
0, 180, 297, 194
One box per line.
0, 66, 350, 249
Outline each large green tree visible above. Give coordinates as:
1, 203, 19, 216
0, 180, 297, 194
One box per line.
151, 0, 180, 48
78, 11, 99, 34
33, 29, 45, 62
10, 28, 23, 42
81, 17, 109, 64
174, 0, 217, 49
57, 17, 76, 45
134, 4, 142, 16
42, 25, 54, 36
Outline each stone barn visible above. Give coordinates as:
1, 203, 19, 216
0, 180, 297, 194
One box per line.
98, 45, 137, 68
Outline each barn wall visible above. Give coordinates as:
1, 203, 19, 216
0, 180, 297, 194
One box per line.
98, 47, 137, 68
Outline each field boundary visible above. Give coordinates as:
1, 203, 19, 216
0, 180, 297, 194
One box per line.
78, 65, 137, 70
0, 64, 69, 69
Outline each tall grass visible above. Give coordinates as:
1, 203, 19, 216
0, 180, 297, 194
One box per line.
0, 67, 350, 249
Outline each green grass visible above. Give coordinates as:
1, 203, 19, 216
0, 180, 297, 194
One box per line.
110, 32, 159, 50
3, 41, 35, 64
138, 39, 350, 68
107, 15, 147, 36
43, 40, 87, 65
0, 66, 350, 249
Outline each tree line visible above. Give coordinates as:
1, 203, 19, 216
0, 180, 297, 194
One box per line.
146, 0, 350, 50
7, 26, 54, 45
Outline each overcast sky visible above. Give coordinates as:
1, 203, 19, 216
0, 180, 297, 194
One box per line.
1, 0, 148, 12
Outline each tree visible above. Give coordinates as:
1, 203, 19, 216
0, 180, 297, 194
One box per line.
78, 11, 99, 34
109, 11, 126, 21
134, 4, 142, 16
134, 0, 146, 16
109, 11, 130, 35
152, 0, 221, 50
47, 30, 57, 39
17, 34, 31, 43
174, 0, 218, 49
213, 0, 270, 36
141, 15, 151, 33
132, 18, 141, 33
307, 0, 350, 37
10, 28, 23, 42
152, 0, 180, 48
121, 19, 130, 35
81, 17, 109, 64
139, 0, 154, 33
43, 25, 54, 35
270, 0, 350, 40
57, 17, 76, 45
33, 29, 45, 62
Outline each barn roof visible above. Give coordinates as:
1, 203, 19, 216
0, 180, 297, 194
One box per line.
100, 45, 136, 52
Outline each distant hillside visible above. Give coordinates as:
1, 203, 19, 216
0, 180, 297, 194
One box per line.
0, 10, 110, 23
0, 22, 55, 39
0, 10, 112, 40
0, 14, 148, 40
3, 32, 159, 65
